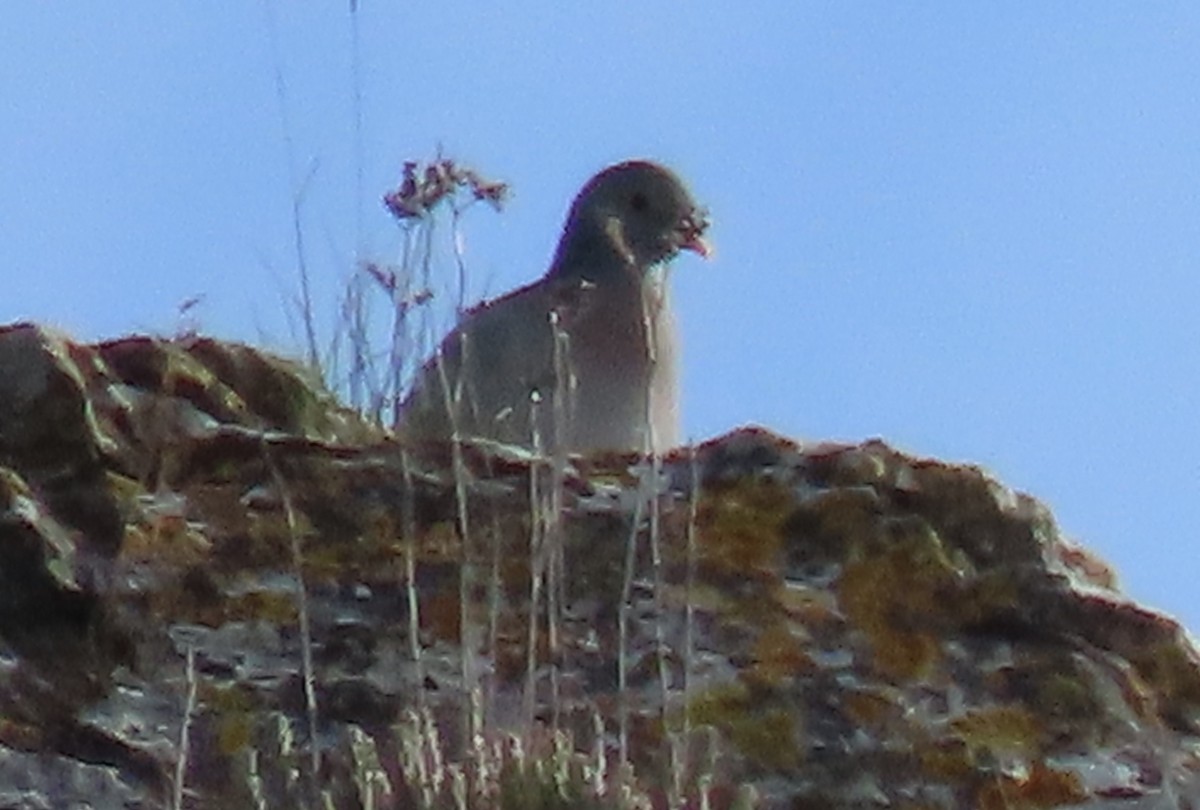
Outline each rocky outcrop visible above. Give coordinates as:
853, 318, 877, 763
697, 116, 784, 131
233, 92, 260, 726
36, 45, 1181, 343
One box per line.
0, 320, 1198, 809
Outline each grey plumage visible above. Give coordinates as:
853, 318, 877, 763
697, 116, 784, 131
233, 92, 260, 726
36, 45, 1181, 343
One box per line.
400, 160, 710, 455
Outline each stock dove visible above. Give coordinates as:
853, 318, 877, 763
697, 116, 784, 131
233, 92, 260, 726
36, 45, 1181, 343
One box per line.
400, 160, 710, 455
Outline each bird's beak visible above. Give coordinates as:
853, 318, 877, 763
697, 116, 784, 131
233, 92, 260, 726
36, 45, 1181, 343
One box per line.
680, 232, 713, 259
678, 211, 713, 259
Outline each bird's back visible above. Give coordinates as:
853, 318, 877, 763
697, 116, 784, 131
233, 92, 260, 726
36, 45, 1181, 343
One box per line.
400, 280, 557, 449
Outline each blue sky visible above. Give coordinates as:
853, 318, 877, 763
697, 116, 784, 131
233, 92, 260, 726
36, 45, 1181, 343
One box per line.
5, 5, 1200, 630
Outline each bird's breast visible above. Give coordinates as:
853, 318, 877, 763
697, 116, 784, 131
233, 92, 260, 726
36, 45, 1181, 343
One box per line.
557, 279, 680, 452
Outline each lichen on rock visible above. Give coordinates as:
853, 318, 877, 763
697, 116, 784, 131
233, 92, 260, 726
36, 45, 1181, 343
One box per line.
0, 323, 1198, 809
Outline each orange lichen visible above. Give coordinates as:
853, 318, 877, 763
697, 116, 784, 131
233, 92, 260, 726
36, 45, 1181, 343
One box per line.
120, 520, 210, 566
837, 521, 960, 682
421, 588, 463, 643
1127, 639, 1200, 725
240, 512, 300, 569
695, 478, 793, 581
917, 737, 975, 782
1055, 542, 1118, 590
950, 571, 1021, 627
687, 682, 802, 771
746, 623, 816, 687
775, 582, 840, 622
841, 688, 902, 733
794, 486, 884, 562
1029, 665, 1104, 741
224, 589, 300, 625
975, 761, 1087, 809
203, 683, 259, 756
951, 705, 1043, 759
0, 716, 46, 750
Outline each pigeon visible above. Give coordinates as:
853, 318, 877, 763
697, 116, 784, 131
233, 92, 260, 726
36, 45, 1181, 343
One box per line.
400, 160, 711, 455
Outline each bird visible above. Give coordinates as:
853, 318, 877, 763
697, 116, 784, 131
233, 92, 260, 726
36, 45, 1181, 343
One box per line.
399, 160, 711, 456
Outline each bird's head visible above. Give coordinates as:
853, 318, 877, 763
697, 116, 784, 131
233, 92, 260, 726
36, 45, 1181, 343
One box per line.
551, 160, 711, 281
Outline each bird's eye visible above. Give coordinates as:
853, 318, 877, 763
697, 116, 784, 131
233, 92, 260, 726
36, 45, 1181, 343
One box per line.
630, 192, 649, 212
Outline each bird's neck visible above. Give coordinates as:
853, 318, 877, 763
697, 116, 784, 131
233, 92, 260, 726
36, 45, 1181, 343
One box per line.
547, 220, 640, 286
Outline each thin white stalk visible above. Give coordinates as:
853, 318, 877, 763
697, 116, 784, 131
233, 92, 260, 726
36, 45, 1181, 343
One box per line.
524, 393, 545, 736
486, 506, 503, 726
684, 442, 700, 741
173, 644, 197, 810
433, 331, 479, 749
617, 484, 644, 767
399, 449, 425, 709
388, 268, 413, 428
272, 451, 322, 787
547, 311, 574, 731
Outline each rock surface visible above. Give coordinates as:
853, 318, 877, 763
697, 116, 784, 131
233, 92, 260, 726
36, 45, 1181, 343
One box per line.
0, 320, 1198, 809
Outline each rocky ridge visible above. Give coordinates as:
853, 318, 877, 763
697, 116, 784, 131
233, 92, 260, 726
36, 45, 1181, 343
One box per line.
0, 321, 1198, 809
